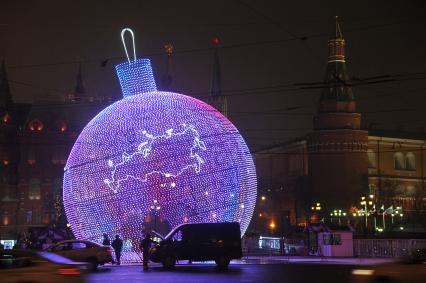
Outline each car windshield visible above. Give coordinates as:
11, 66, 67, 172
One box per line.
164, 224, 186, 240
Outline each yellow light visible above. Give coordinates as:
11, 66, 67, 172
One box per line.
369, 194, 374, 199
259, 213, 262, 217
353, 213, 357, 217
361, 196, 365, 200
316, 203, 320, 206
352, 269, 374, 276
66, 223, 71, 228
311, 207, 315, 210
269, 221, 276, 229
343, 212, 347, 216
261, 196, 266, 201
399, 226, 404, 230
368, 201, 373, 205
360, 201, 366, 205
315, 207, 321, 211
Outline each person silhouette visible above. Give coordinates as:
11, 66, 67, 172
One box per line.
111, 235, 123, 265
140, 233, 156, 270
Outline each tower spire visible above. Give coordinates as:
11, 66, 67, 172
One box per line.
162, 42, 174, 91
318, 16, 355, 113
0, 60, 13, 110
74, 63, 86, 96
335, 16, 343, 39
209, 37, 227, 117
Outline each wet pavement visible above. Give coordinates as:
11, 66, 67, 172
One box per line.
87, 261, 363, 283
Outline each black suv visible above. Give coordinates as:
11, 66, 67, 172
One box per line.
150, 222, 242, 268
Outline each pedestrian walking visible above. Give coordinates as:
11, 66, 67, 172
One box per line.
102, 233, 114, 264
140, 233, 156, 270
111, 235, 123, 265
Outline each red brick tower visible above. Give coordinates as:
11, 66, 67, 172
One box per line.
307, 17, 368, 213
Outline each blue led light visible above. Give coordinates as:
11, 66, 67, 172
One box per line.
63, 57, 257, 263
115, 59, 157, 97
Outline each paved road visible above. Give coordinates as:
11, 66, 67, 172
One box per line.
87, 262, 361, 283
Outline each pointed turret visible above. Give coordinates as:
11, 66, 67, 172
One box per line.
307, 17, 368, 213
0, 60, 13, 110
319, 16, 355, 113
74, 63, 86, 96
209, 37, 228, 117
161, 43, 174, 91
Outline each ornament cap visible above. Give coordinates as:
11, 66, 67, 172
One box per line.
115, 59, 157, 98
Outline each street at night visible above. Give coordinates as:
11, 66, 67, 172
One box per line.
87, 260, 373, 283
1, 1, 426, 282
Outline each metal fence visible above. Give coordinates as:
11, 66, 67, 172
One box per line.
353, 239, 426, 258
243, 237, 426, 258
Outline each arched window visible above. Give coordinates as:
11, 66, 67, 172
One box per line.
2, 112, 11, 124
29, 178, 41, 200
368, 149, 376, 168
28, 119, 44, 131
56, 120, 67, 132
405, 152, 415, 171
393, 152, 405, 170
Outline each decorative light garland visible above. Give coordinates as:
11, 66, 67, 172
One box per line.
63, 29, 257, 262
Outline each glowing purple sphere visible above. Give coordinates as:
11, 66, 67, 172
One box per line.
63, 59, 257, 262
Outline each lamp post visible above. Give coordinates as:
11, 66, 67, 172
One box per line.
330, 210, 346, 226
150, 199, 161, 232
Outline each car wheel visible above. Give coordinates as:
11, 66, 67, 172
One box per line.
88, 257, 99, 271
215, 256, 230, 269
162, 256, 176, 269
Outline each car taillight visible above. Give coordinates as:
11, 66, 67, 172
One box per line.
57, 267, 81, 275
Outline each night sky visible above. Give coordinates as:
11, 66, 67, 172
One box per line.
1, 0, 425, 150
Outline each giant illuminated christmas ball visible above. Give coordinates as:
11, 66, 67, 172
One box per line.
63, 58, 257, 262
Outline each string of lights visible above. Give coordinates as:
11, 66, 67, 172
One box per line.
63, 56, 257, 263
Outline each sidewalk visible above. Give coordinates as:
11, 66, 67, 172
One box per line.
240, 255, 396, 265
106, 256, 396, 267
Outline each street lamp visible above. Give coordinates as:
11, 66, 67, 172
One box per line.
269, 221, 276, 235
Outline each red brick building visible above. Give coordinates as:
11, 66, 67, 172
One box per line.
0, 62, 110, 244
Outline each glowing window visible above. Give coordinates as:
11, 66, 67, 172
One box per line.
367, 149, 376, 168
2, 112, 11, 124
29, 178, 41, 200
56, 120, 68, 132
28, 119, 44, 132
405, 152, 415, 171
393, 152, 405, 170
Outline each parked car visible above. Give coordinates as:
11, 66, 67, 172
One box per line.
0, 249, 87, 283
150, 222, 242, 269
46, 240, 113, 270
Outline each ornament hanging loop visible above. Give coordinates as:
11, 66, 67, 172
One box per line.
121, 28, 137, 64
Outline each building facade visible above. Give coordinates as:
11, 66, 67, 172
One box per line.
250, 20, 426, 236
0, 62, 110, 243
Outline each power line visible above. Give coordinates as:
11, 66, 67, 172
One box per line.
6, 16, 422, 70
